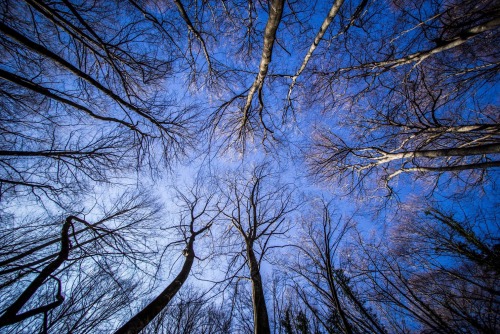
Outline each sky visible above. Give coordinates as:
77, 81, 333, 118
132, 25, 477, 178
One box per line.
0, 0, 498, 332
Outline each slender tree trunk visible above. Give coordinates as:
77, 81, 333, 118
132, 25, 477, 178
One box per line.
323, 227, 352, 334
340, 17, 500, 71
114, 238, 195, 334
247, 244, 271, 334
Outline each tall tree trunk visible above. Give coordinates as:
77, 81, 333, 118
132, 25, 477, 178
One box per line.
247, 244, 271, 334
242, 0, 284, 118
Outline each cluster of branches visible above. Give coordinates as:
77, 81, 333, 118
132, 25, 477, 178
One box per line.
1, 1, 497, 195
352, 205, 500, 333
0, 0, 201, 201
268, 200, 499, 334
305, 0, 499, 195
1, 165, 498, 333
0, 191, 162, 333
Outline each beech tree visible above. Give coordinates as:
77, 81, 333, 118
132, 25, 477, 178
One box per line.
114, 184, 219, 334
0, 0, 197, 202
0, 0, 498, 333
352, 204, 500, 333
306, 0, 499, 194
216, 164, 297, 334
0, 191, 161, 333
289, 200, 385, 334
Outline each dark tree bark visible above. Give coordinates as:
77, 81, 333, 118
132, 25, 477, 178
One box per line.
247, 244, 271, 334
114, 186, 215, 334
0, 216, 72, 327
114, 237, 196, 334
217, 164, 296, 334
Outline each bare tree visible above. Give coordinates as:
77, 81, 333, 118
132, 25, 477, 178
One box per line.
0, 0, 198, 201
0, 191, 161, 333
0, 215, 71, 328
289, 200, 386, 334
209, 0, 286, 152
141, 284, 231, 334
306, 0, 499, 195
114, 184, 219, 334
0, 1, 498, 333
215, 164, 297, 334
352, 203, 500, 333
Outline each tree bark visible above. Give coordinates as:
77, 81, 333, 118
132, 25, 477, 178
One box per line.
247, 244, 271, 334
113, 237, 196, 334
242, 0, 285, 120
288, 0, 344, 97
338, 17, 500, 71
376, 143, 500, 164
0, 216, 71, 327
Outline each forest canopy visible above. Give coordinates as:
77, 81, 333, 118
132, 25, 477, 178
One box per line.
0, 0, 498, 333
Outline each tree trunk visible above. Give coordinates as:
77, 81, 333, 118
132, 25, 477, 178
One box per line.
114, 238, 195, 334
377, 143, 500, 164
242, 0, 285, 117
0, 216, 71, 327
247, 244, 271, 334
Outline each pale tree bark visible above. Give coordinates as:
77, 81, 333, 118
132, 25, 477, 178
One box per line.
336, 17, 500, 73
386, 161, 500, 182
309, 121, 500, 193
286, 0, 345, 106
304, 0, 499, 197
241, 0, 285, 135
373, 143, 500, 164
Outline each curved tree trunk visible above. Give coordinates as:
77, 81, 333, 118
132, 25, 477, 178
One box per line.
0, 216, 72, 327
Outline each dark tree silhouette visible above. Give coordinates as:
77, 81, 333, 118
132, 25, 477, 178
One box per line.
216, 164, 297, 334
114, 184, 219, 334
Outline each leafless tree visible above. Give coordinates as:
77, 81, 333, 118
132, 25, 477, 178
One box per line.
306, 0, 499, 196
0, 1, 498, 333
289, 200, 386, 334
207, 0, 287, 152
215, 164, 297, 334
352, 203, 500, 333
142, 284, 231, 334
0, 191, 161, 333
0, 0, 198, 201
114, 183, 219, 334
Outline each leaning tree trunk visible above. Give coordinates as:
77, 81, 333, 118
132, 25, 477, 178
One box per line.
114, 238, 196, 334
247, 244, 271, 334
